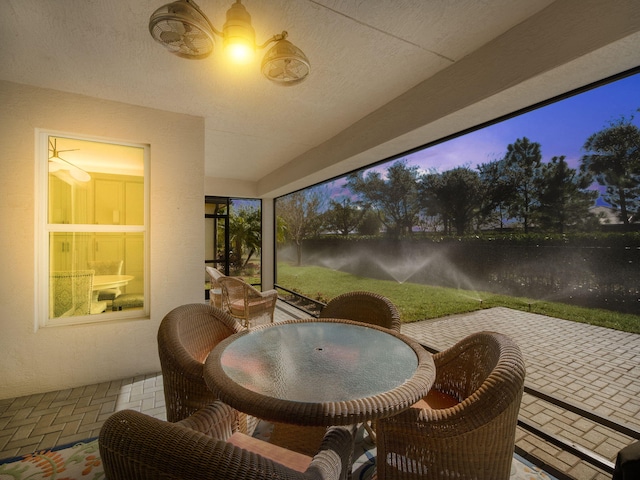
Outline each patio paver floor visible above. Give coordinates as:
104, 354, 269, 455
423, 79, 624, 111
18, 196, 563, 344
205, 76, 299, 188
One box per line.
0, 303, 637, 479
401, 306, 640, 480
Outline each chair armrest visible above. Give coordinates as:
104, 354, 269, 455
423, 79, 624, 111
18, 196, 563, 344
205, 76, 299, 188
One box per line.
254, 289, 278, 304
307, 424, 357, 480
245, 284, 278, 301
176, 401, 239, 440
260, 289, 278, 299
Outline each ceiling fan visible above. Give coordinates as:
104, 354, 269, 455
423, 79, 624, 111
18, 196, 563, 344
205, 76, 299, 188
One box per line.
48, 138, 91, 182
148, 0, 310, 86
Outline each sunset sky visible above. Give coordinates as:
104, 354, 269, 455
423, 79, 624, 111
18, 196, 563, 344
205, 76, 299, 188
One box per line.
411, 71, 640, 173
327, 69, 640, 202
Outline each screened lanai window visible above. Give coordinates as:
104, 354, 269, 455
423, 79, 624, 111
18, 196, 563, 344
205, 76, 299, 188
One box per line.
37, 132, 148, 327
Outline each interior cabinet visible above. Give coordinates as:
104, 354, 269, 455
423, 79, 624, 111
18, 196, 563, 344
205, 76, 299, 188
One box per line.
125, 181, 144, 225
49, 173, 142, 226
50, 233, 70, 271
95, 179, 124, 224
93, 234, 125, 263
91, 176, 144, 292
50, 233, 91, 271
124, 233, 144, 293
94, 175, 143, 225
49, 173, 144, 276
48, 175, 89, 224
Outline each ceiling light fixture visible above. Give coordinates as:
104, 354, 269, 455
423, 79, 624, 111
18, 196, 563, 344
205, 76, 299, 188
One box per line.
49, 139, 91, 183
149, 0, 310, 86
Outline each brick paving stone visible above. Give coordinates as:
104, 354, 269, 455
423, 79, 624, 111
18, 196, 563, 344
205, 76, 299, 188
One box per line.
11, 424, 35, 441
11, 407, 34, 422
10, 435, 43, 450
32, 412, 56, 430
39, 431, 61, 449
568, 462, 600, 480
596, 440, 623, 460
531, 412, 556, 426
54, 389, 72, 401
52, 412, 83, 426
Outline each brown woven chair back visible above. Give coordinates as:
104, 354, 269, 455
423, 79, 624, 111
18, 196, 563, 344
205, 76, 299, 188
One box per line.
99, 401, 356, 480
271, 293, 400, 453
376, 331, 526, 480
319, 291, 401, 332
218, 276, 248, 310
158, 303, 243, 423
218, 276, 278, 328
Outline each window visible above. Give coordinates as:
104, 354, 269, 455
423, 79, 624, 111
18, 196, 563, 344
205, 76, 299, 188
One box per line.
204, 196, 262, 300
275, 69, 640, 315
37, 131, 148, 327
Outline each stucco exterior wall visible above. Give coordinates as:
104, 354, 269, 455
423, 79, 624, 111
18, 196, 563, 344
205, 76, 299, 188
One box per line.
0, 80, 205, 399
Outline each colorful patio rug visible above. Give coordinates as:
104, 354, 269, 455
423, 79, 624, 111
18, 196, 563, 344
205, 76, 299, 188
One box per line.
0, 426, 555, 480
0, 438, 102, 479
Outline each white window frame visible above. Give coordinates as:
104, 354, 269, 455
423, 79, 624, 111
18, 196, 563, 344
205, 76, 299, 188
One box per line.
35, 129, 150, 329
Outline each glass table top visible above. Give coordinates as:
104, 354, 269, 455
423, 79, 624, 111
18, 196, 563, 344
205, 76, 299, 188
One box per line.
204, 319, 436, 426
219, 321, 418, 402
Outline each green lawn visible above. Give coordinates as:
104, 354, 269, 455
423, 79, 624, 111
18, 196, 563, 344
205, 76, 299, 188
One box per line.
276, 263, 640, 334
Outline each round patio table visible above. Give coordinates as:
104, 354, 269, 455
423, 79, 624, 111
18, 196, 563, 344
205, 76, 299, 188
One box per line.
91, 274, 134, 302
204, 318, 435, 426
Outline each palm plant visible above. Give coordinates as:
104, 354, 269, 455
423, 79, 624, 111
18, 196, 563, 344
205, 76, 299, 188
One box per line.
229, 207, 261, 269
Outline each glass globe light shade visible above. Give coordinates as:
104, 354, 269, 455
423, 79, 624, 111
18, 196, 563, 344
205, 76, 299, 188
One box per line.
223, 0, 256, 64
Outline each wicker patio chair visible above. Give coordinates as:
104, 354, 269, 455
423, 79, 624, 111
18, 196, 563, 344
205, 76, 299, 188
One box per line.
49, 270, 107, 317
157, 303, 257, 435
99, 400, 357, 480
376, 331, 526, 480
88, 260, 124, 302
218, 276, 278, 328
206, 265, 224, 308
317, 291, 401, 443
319, 291, 401, 332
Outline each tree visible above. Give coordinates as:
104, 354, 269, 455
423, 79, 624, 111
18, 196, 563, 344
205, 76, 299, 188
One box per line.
420, 167, 483, 235
357, 209, 382, 235
477, 159, 513, 230
581, 117, 640, 228
229, 206, 261, 268
534, 156, 598, 233
276, 188, 326, 265
346, 160, 422, 237
323, 198, 365, 235
502, 137, 543, 233
275, 215, 287, 244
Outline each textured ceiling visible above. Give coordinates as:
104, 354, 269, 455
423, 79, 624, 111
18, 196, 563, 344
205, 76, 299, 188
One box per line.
1, 0, 639, 197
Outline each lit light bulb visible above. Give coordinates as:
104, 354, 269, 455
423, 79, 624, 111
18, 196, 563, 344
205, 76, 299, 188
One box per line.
226, 41, 254, 64
222, 1, 255, 65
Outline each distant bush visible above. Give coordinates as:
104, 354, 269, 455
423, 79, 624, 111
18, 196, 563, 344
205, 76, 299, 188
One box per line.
293, 233, 640, 314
